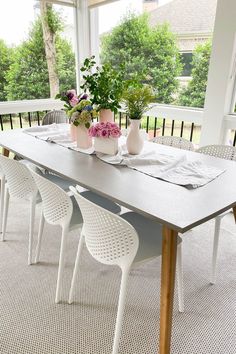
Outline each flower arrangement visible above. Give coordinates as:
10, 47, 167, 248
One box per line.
55, 89, 97, 128
122, 84, 155, 120
80, 56, 125, 113
89, 122, 121, 139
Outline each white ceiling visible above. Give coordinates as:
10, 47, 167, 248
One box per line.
40, 0, 119, 8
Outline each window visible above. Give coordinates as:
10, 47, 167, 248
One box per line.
180, 52, 193, 77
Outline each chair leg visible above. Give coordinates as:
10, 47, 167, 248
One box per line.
28, 197, 36, 265
176, 243, 184, 312
112, 267, 130, 354
1, 188, 9, 241
35, 210, 45, 264
211, 216, 222, 284
0, 175, 5, 232
68, 231, 84, 304
55, 224, 69, 304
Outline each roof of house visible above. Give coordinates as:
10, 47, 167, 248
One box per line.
149, 0, 217, 34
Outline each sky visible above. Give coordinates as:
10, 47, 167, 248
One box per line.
0, 0, 171, 46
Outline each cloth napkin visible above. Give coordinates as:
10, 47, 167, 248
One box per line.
97, 143, 225, 189
24, 124, 95, 154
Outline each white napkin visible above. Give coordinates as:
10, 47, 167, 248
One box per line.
97, 143, 225, 188
24, 124, 94, 154
128, 159, 225, 188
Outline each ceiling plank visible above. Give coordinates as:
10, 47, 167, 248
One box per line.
88, 0, 119, 9
40, 0, 76, 7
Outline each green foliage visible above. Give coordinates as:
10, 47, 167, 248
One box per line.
80, 56, 125, 113
122, 84, 155, 119
178, 41, 212, 108
0, 40, 12, 101
56, 37, 76, 92
5, 13, 76, 101
6, 20, 50, 100
46, 6, 63, 34
101, 13, 182, 104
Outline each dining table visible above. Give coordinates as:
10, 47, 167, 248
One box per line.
0, 127, 236, 354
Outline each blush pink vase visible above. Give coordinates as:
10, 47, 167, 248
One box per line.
76, 124, 92, 149
99, 109, 114, 122
70, 124, 77, 142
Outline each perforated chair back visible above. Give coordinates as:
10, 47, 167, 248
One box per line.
70, 186, 139, 269
152, 136, 195, 151
0, 155, 38, 200
42, 110, 68, 125
196, 145, 236, 161
31, 170, 73, 227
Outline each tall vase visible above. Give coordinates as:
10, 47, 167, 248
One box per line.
77, 124, 92, 149
126, 119, 144, 155
99, 109, 114, 122
70, 123, 77, 142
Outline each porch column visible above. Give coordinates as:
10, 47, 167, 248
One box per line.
200, 0, 236, 146
74, 0, 99, 92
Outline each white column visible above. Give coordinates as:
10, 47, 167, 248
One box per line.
90, 7, 100, 65
74, 0, 92, 93
200, 0, 236, 146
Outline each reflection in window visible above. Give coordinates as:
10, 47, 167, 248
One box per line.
180, 52, 193, 77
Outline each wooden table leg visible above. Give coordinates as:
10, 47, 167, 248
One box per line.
2, 148, 9, 157
233, 206, 236, 223
159, 226, 178, 354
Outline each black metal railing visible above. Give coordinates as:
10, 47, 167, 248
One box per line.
0, 111, 48, 130
3, 109, 236, 148
114, 112, 200, 144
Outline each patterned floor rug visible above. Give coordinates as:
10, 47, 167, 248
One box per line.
0, 199, 236, 354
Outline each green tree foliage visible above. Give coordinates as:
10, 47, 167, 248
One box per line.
5, 13, 76, 101
56, 37, 76, 93
101, 13, 182, 104
0, 40, 13, 101
178, 41, 212, 108
6, 20, 50, 100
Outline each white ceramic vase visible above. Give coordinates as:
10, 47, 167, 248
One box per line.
99, 109, 114, 122
126, 119, 144, 155
76, 124, 92, 149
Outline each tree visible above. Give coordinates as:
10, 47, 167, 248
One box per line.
178, 41, 212, 108
5, 17, 76, 101
40, 0, 60, 97
101, 13, 182, 104
0, 40, 12, 101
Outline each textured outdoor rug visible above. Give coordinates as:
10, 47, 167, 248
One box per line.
0, 199, 236, 354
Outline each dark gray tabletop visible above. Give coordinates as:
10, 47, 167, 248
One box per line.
1, 129, 236, 233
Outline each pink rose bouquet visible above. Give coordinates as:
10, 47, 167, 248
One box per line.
89, 122, 121, 139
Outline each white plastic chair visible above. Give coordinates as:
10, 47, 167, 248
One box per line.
0, 155, 38, 265
152, 136, 195, 151
0, 168, 5, 232
0, 156, 81, 265
30, 170, 121, 303
197, 144, 236, 283
42, 110, 68, 125
68, 186, 184, 354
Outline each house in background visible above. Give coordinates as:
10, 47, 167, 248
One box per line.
143, 0, 159, 12
146, 0, 217, 81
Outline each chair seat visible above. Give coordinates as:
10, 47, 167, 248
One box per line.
121, 212, 182, 263
80, 190, 121, 214
43, 173, 74, 191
